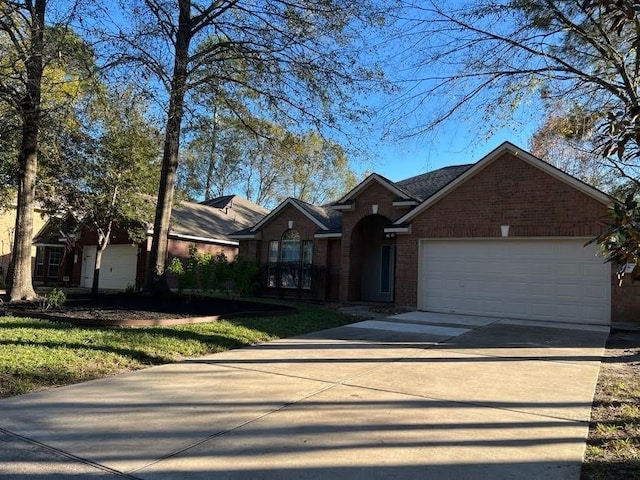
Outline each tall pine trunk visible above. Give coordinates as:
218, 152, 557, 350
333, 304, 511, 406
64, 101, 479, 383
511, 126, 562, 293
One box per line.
9, 0, 46, 302
144, 0, 191, 294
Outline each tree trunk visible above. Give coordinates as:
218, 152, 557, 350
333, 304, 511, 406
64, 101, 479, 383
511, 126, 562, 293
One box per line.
92, 246, 103, 297
92, 232, 109, 297
204, 103, 218, 200
145, 0, 192, 294
9, 0, 46, 302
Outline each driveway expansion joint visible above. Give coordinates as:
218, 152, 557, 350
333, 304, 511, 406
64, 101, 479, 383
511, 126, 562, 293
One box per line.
0, 426, 139, 479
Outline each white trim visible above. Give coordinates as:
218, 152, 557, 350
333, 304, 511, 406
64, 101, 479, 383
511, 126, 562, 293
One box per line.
336, 173, 416, 204
392, 200, 419, 207
167, 232, 239, 246
33, 243, 64, 248
314, 232, 342, 239
384, 226, 411, 234
228, 232, 261, 240
330, 203, 355, 211
250, 198, 329, 232
395, 142, 613, 225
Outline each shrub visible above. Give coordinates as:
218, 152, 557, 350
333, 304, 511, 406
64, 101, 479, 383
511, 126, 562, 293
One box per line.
167, 245, 259, 297
45, 288, 66, 309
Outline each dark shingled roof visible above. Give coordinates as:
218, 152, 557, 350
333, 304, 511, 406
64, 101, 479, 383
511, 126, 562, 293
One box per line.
235, 163, 474, 236
288, 198, 342, 232
396, 164, 474, 201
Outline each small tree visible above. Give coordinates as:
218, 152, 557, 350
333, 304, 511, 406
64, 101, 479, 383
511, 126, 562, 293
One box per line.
41, 87, 160, 295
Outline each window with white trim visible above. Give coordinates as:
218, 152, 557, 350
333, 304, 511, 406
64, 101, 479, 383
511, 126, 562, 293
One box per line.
267, 229, 313, 289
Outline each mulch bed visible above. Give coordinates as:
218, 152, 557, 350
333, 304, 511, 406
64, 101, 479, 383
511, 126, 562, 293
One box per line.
0, 293, 298, 327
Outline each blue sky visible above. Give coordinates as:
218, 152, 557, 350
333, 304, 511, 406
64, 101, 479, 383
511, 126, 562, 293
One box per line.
372, 123, 537, 182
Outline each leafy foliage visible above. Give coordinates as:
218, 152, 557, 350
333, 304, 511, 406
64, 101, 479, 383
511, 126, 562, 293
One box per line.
180, 116, 358, 207
45, 288, 67, 309
530, 103, 618, 191
85, 0, 391, 291
591, 192, 640, 283
167, 245, 259, 296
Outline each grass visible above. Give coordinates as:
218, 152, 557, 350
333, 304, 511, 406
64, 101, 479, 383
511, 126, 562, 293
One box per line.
581, 329, 640, 480
0, 302, 356, 399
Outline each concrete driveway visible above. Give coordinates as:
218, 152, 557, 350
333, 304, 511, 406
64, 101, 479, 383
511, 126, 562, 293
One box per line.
0, 311, 608, 479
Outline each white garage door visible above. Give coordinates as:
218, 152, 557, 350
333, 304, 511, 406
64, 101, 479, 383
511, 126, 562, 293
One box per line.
419, 239, 611, 325
81, 245, 138, 290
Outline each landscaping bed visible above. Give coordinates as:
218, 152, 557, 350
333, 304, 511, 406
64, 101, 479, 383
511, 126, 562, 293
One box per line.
1, 292, 297, 326
582, 327, 640, 479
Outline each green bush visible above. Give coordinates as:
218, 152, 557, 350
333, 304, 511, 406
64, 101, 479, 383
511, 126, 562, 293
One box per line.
167, 245, 259, 297
45, 289, 67, 309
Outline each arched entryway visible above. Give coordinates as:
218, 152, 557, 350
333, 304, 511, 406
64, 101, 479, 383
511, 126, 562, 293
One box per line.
349, 214, 396, 302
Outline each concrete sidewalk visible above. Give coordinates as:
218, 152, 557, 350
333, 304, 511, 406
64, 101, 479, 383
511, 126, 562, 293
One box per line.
0, 313, 609, 479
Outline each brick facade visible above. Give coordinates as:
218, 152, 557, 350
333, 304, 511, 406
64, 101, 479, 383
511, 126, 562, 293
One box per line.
338, 181, 407, 301
393, 152, 616, 316
239, 147, 638, 324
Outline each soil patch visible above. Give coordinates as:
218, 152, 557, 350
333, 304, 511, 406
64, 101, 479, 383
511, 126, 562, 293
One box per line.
1, 293, 297, 327
582, 327, 640, 479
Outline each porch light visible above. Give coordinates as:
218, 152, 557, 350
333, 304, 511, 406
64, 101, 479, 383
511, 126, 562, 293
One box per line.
501, 225, 510, 237
372, 204, 379, 214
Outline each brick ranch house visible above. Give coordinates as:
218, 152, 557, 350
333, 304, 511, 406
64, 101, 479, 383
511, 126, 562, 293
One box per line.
33, 195, 268, 290
232, 142, 640, 326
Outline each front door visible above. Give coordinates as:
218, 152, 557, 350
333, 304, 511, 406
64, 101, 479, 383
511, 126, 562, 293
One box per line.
360, 243, 395, 302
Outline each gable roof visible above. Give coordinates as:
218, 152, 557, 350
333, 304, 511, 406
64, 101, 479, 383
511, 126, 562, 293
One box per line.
34, 196, 268, 247
333, 173, 420, 207
169, 197, 268, 243
249, 198, 331, 233
394, 141, 612, 225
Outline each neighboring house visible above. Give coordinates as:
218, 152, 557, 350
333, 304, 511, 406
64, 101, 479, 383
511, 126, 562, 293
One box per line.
0, 202, 48, 287
33, 195, 268, 290
232, 142, 637, 326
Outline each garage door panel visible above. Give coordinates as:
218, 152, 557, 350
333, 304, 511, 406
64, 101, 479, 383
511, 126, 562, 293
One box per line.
419, 239, 610, 325
82, 245, 138, 290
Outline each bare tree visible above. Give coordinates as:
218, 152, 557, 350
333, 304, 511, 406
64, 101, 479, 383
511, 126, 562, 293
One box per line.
394, 0, 640, 276
393, 0, 640, 180
93, 0, 390, 293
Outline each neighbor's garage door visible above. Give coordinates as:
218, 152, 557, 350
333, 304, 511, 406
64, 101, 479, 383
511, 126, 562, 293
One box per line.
419, 239, 610, 325
81, 245, 138, 290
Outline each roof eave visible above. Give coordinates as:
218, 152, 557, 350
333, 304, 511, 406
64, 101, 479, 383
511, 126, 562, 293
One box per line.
228, 232, 262, 240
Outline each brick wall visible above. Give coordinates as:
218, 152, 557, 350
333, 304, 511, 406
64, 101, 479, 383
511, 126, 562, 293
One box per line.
339, 181, 405, 301
611, 274, 640, 323
254, 203, 328, 298
394, 152, 612, 311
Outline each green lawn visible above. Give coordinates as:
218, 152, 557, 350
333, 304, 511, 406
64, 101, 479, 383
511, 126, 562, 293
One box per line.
0, 303, 356, 399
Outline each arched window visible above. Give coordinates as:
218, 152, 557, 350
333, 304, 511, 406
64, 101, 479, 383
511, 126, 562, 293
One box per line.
267, 229, 313, 289
280, 229, 301, 263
